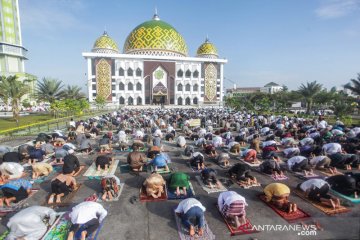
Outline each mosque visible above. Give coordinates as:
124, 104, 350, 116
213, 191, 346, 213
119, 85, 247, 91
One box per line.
82, 12, 227, 106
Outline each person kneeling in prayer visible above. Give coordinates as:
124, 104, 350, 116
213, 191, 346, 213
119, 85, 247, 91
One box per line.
264, 183, 297, 214
259, 153, 285, 178
218, 191, 248, 228
127, 147, 147, 172
32, 162, 53, 179
101, 174, 120, 201
190, 152, 205, 170
143, 173, 166, 199
175, 198, 206, 237
228, 163, 257, 186
0, 176, 32, 206
148, 151, 169, 173
297, 179, 341, 209
228, 141, 241, 154
48, 172, 78, 204
241, 148, 261, 164
67, 201, 107, 240
7, 206, 57, 240
169, 172, 191, 197
201, 168, 221, 189
95, 154, 113, 171
216, 152, 230, 167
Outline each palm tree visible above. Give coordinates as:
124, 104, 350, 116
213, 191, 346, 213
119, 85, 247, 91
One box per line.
60, 85, 86, 100
36, 78, 64, 103
344, 73, 360, 95
297, 81, 323, 114
0, 75, 31, 121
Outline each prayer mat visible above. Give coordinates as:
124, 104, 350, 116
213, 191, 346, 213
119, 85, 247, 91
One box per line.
97, 183, 124, 202
83, 160, 119, 178
258, 194, 311, 222
0, 189, 39, 216
174, 210, 215, 240
168, 182, 195, 200
195, 176, 227, 194
262, 173, 288, 181
49, 160, 63, 166
293, 189, 350, 215
139, 185, 168, 202
120, 164, 147, 173
237, 181, 261, 189
330, 189, 360, 204
293, 171, 321, 180
216, 204, 259, 236
317, 169, 343, 177
150, 165, 171, 174
240, 159, 262, 167
42, 212, 104, 240
0, 230, 9, 240
45, 184, 82, 207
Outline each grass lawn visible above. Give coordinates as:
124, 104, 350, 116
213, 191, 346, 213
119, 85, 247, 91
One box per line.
0, 114, 54, 131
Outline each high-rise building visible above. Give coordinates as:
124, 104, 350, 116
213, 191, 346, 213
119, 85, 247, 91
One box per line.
0, 0, 27, 76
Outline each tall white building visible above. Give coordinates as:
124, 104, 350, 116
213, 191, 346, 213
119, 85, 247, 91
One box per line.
82, 13, 227, 106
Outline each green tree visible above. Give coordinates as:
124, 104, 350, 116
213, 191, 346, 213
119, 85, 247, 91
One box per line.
344, 73, 360, 95
0, 75, 31, 121
95, 96, 106, 110
297, 81, 323, 114
36, 78, 64, 103
60, 85, 86, 100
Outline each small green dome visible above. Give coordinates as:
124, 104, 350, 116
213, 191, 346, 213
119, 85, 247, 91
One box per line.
196, 38, 218, 58
92, 31, 119, 54
123, 14, 188, 57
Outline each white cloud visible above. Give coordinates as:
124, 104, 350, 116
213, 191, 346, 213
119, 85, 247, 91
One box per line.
315, 0, 360, 19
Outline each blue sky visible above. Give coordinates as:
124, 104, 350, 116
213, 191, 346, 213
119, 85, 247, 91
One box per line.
19, 0, 360, 91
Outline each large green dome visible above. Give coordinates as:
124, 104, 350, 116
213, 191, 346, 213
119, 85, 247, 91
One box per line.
92, 31, 119, 54
123, 14, 188, 57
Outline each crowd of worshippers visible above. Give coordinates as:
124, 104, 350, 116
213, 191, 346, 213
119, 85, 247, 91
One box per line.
0, 108, 360, 239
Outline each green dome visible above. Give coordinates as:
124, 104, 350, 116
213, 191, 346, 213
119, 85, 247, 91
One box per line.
196, 38, 218, 58
123, 14, 188, 57
92, 31, 119, 54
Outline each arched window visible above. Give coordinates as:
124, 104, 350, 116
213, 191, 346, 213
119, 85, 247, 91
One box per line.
128, 96, 133, 105
193, 70, 199, 78
193, 97, 198, 104
185, 97, 191, 105
127, 68, 133, 76
193, 84, 198, 92
119, 82, 125, 90
119, 97, 125, 104
177, 69, 183, 77
177, 97, 183, 105
128, 82, 133, 90
185, 83, 191, 91
119, 68, 124, 76
136, 68, 142, 77
177, 84, 183, 91
185, 69, 191, 78
137, 97, 142, 105
136, 82, 142, 91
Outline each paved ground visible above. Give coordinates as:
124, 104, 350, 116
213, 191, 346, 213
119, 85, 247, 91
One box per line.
0, 136, 359, 240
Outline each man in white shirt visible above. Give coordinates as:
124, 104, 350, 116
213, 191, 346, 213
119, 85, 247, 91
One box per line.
175, 198, 206, 237
287, 156, 312, 175
68, 201, 108, 240
218, 191, 248, 228
322, 143, 342, 155
298, 179, 340, 210
176, 136, 187, 148
7, 206, 57, 240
